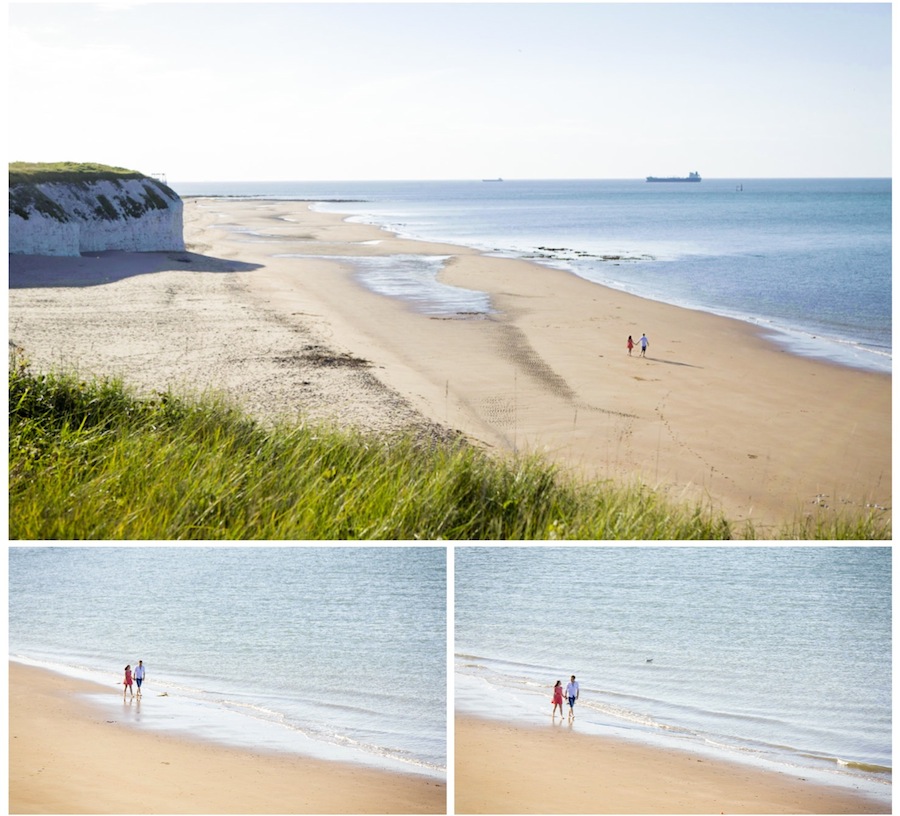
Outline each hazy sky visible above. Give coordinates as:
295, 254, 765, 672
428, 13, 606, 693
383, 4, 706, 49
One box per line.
7, 2, 892, 181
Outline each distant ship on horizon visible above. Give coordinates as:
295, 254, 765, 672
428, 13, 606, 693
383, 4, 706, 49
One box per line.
482, 177, 503, 182
646, 171, 701, 182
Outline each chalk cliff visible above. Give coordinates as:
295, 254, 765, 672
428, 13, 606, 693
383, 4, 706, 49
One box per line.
9, 169, 185, 257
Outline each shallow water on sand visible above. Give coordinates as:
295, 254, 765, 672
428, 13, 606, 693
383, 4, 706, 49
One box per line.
275, 252, 492, 317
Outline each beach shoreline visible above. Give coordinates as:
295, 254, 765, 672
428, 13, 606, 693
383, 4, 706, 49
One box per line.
9, 661, 446, 814
316, 196, 891, 377
8, 198, 891, 531
454, 714, 890, 814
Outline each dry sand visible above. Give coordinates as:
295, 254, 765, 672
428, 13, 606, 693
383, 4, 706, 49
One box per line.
8, 198, 891, 531
9, 662, 446, 814
454, 715, 889, 814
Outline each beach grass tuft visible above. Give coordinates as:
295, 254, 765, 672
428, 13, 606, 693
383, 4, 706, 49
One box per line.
8, 355, 890, 541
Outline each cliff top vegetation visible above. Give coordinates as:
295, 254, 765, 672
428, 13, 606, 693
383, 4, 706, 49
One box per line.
8, 161, 180, 223
9, 161, 148, 185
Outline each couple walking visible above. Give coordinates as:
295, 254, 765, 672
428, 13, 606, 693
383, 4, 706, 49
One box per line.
626, 333, 649, 357
551, 675, 579, 719
123, 660, 146, 699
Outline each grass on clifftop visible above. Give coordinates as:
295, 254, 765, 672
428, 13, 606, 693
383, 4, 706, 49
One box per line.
8, 355, 890, 541
9, 161, 147, 185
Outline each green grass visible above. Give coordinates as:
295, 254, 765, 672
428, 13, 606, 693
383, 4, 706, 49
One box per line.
9, 161, 146, 185
9, 162, 178, 221
8, 354, 890, 541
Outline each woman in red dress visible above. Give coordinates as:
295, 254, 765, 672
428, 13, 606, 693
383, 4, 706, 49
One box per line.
123, 664, 134, 699
551, 680, 565, 718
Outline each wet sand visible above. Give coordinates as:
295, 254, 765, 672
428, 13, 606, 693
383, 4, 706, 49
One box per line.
9, 662, 445, 814
455, 714, 889, 814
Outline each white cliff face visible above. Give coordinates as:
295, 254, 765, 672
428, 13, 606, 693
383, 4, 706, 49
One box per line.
8, 212, 80, 257
9, 177, 185, 257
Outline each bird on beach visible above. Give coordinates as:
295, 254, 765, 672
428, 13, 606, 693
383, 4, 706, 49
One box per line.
645, 659, 654, 663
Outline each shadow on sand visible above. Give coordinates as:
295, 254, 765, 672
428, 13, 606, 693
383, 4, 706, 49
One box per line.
644, 357, 703, 369
9, 250, 263, 289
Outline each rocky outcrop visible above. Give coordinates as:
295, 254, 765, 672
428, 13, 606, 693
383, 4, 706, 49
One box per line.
9, 173, 185, 256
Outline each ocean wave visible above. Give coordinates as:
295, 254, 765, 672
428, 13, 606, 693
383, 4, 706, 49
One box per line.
836, 759, 892, 775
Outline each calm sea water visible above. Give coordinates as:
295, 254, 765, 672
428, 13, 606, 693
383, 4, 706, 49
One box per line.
173, 178, 891, 373
455, 547, 891, 801
8, 547, 446, 777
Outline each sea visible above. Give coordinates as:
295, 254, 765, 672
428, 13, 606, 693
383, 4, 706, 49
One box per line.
455, 546, 892, 804
8, 546, 446, 778
171, 178, 892, 374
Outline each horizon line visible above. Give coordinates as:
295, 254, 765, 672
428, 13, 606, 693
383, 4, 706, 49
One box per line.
167, 175, 893, 184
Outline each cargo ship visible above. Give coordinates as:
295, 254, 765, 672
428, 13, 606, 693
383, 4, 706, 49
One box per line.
646, 171, 701, 182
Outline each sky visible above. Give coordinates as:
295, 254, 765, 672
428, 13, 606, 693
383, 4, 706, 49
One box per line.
6, 2, 892, 181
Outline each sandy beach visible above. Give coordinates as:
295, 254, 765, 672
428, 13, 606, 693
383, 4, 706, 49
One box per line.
8, 197, 891, 531
8, 662, 445, 814
454, 715, 889, 814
